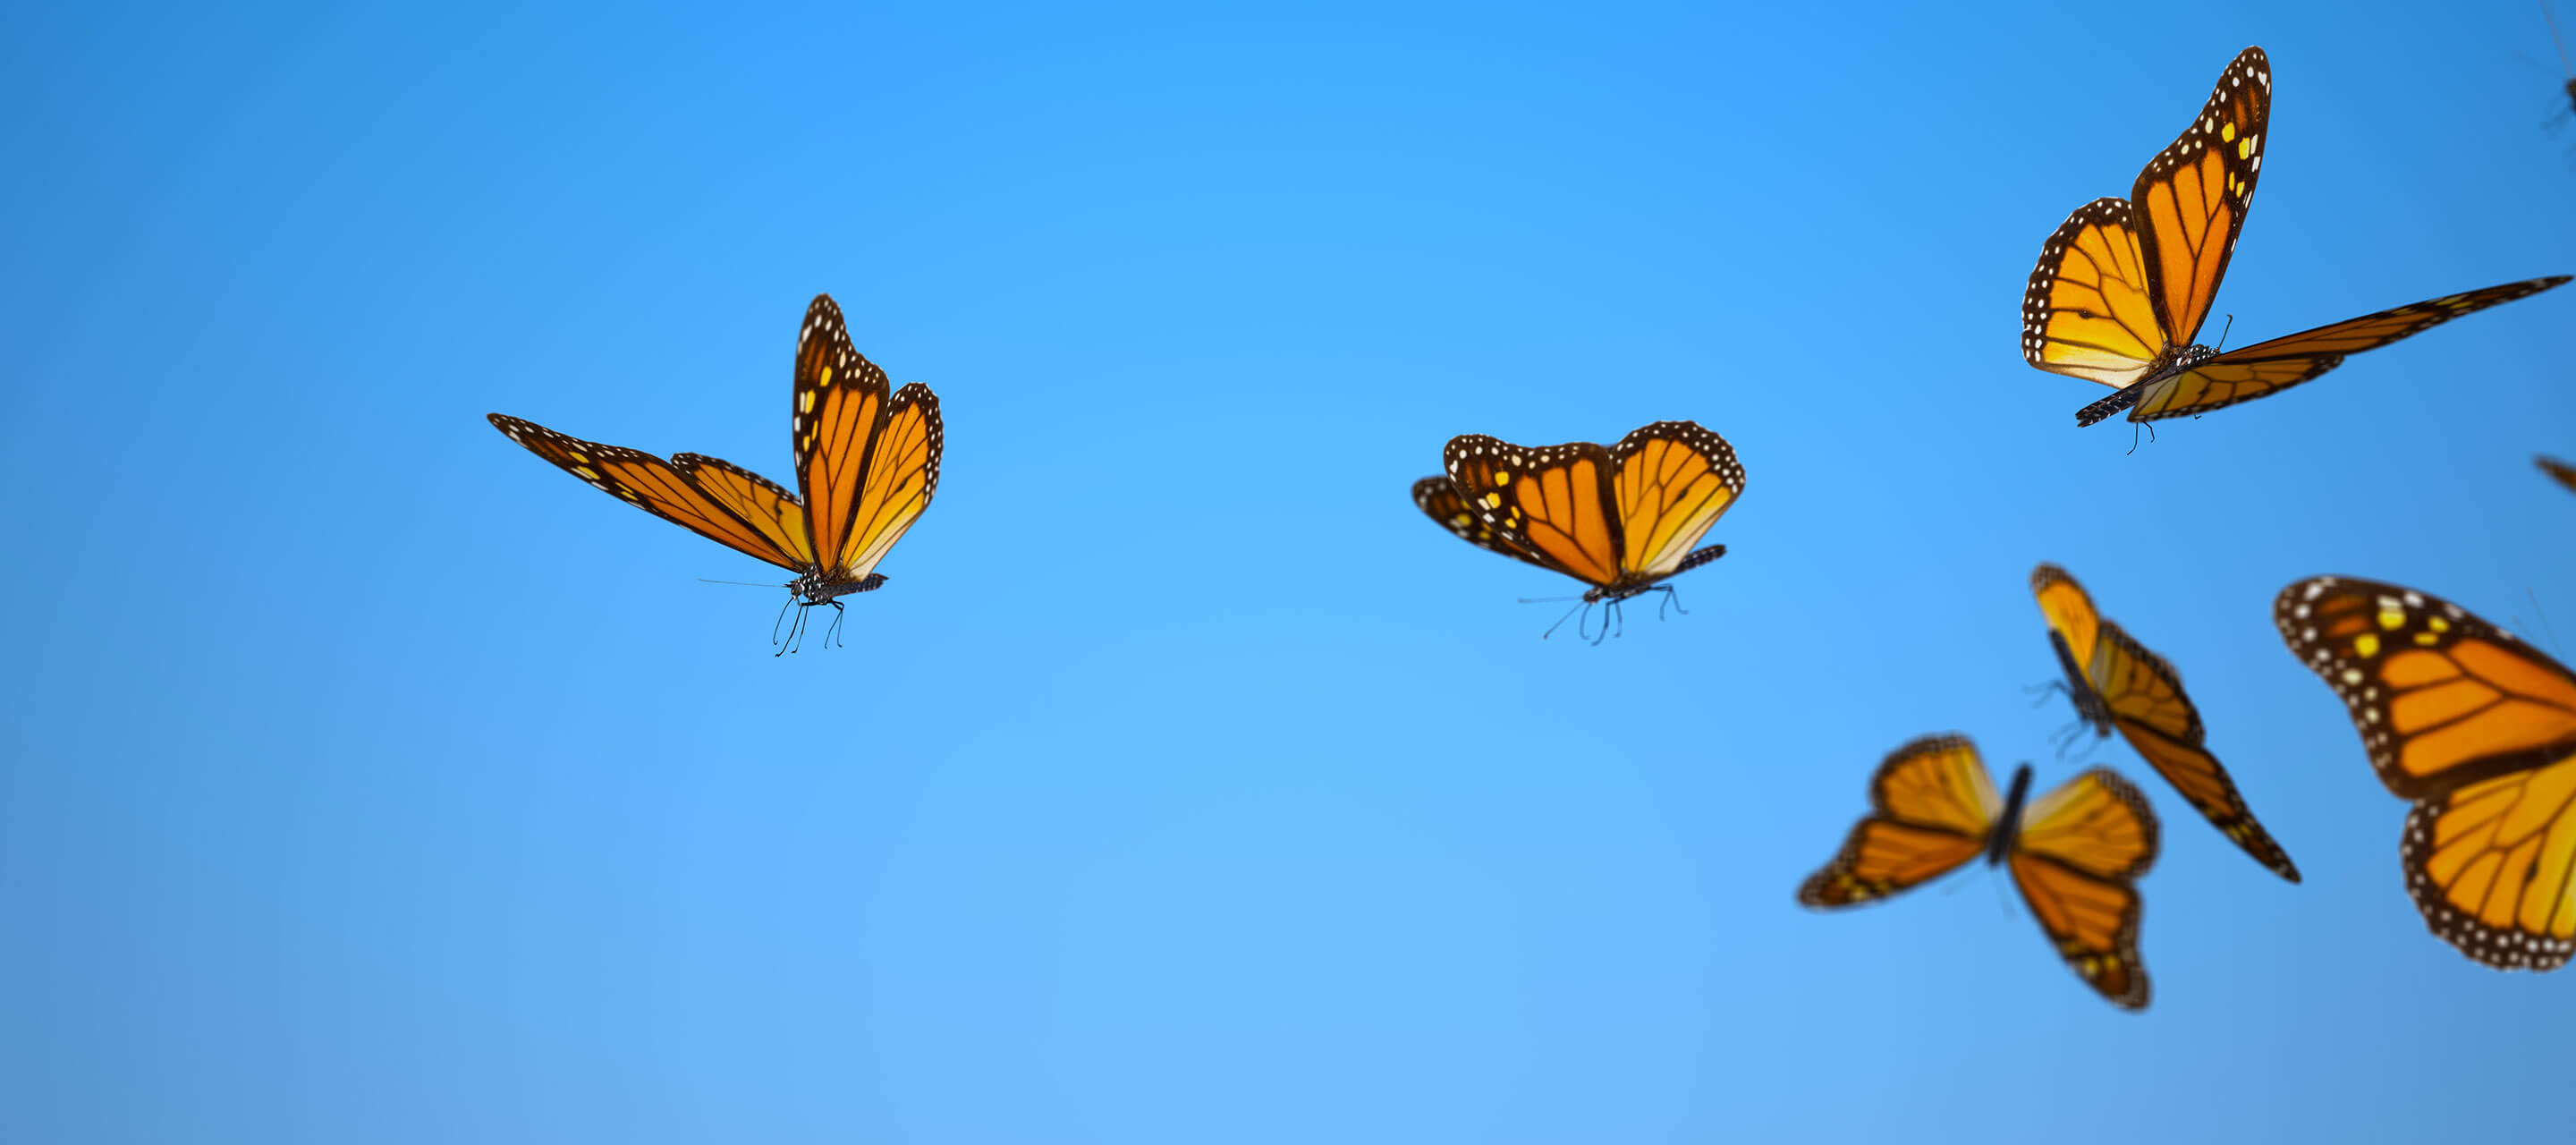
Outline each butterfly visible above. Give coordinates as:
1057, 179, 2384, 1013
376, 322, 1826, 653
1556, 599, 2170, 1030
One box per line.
488, 294, 943, 651
1799, 734, 2160, 1009
2275, 577, 2576, 971
1415, 420, 1743, 642
2539, 455, 2576, 494
2032, 564, 2300, 881
2020, 45, 2570, 427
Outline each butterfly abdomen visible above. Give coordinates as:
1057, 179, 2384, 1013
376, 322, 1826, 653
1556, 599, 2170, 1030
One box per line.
794, 572, 888, 604
1986, 764, 2036, 866
2047, 631, 2114, 735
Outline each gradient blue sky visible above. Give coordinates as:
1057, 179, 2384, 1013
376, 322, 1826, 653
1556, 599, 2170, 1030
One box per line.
6, 2, 2574, 1141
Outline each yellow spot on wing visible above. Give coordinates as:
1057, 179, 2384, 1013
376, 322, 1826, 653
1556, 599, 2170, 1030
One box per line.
2355, 633, 2382, 658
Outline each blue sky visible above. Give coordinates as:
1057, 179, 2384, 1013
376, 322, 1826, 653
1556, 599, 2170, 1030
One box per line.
5, 2, 2572, 1141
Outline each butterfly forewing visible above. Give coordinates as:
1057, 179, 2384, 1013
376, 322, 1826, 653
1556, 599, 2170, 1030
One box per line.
1797, 735, 1999, 907
2022, 198, 2166, 387
1443, 435, 1624, 588
1413, 476, 1553, 569
671, 453, 816, 569
1609, 420, 1744, 580
2128, 276, 2572, 422
487, 414, 808, 572
2131, 46, 2270, 349
2009, 768, 2157, 1009
791, 294, 895, 572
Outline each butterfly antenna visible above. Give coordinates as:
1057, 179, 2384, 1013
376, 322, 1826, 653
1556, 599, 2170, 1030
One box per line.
2530, 588, 2563, 656
1517, 595, 1585, 604
700, 578, 785, 588
1539, 599, 1587, 640
2548, 2, 2572, 74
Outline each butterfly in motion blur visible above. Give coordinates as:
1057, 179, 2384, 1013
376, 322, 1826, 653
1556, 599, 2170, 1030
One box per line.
1799, 735, 2160, 1009
2276, 578, 2576, 971
2539, 455, 2576, 494
1414, 420, 1743, 643
2021, 45, 2569, 428
488, 294, 943, 652
2033, 564, 2300, 881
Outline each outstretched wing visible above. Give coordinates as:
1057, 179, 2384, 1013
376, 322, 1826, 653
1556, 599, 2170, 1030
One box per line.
788, 294, 942, 581
2009, 768, 2159, 1010
487, 413, 807, 572
1608, 420, 1744, 580
1413, 475, 1554, 571
2130, 46, 2271, 350
1443, 434, 1623, 589
2031, 563, 2105, 681
2401, 759, 2576, 971
2126, 276, 2571, 422
2275, 577, 2576, 801
1798, 735, 2000, 908
2093, 623, 2301, 881
2022, 198, 2168, 388
671, 454, 814, 570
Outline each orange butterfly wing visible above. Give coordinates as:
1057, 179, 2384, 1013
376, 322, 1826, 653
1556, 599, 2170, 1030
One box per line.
2277, 577, 2576, 970
1412, 476, 1553, 571
1609, 420, 1743, 581
2130, 46, 2270, 350
2022, 198, 2168, 388
1798, 735, 1999, 907
2126, 276, 2571, 422
789, 294, 943, 582
1442, 435, 1623, 589
2009, 768, 2159, 1009
487, 414, 808, 572
671, 453, 815, 570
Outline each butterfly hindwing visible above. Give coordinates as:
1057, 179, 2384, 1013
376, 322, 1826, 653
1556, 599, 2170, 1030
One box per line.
2008, 768, 2158, 1010
1798, 734, 1998, 907
1609, 420, 1743, 580
671, 453, 816, 569
2131, 46, 2270, 350
2022, 198, 2166, 387
2128, 276, 2572, 422
831, 381, 943, 582
487, 414, 808, 572
2400, 762, 2576, 971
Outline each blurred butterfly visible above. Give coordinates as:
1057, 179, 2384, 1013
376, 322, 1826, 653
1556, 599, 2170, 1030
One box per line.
488, 294, 943, 651
2020, 46, 2569, 427
1415, 420, 1743, 642
2275, 577, 2576, 971
1799, 734, 2160, 1010
2540, 455, 2576, 493
2033, 564, 2300, 881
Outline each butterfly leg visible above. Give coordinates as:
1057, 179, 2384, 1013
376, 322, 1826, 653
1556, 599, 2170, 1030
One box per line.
1655, 584, 1689, 620
1593, 599, 1623, 646
826, 600, 847, 649
772, 597, 797, 653
2022, 680, 2068, 707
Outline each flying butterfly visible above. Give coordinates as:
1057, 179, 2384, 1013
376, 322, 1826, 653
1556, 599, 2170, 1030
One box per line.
2539, 455, 2576, 494
2020, 46, 2569, 427
2033, 564, 2300, 881
1799, 735, 2161, 1010
488, 294, 943, 651
2275, 577, 2576, 971
1416, 420, 1743, 642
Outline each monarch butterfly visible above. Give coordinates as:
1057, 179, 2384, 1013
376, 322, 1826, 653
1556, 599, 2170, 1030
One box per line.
1799, 735, 2160, 1010
2020, 46, 2569, 426
1415, 420, 1743, 642
2032, 564, 2301, 881
2539, 455, 2576, 494
2275, 577, 2576, 971
488, 294, 943, 651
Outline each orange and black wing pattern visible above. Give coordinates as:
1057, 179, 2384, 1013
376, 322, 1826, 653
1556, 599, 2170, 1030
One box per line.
2276, 577, 2576, 970
2023, 197, 2167, 388
2126, 276, 2571, 422
789, 293, 944, 581
671, 453, 815, 571
1412, 476, 1552, 571
2129, 46, 2270, 350
1442, 434, 1624, 589
1608, 421, 1743, 581
1798, 735, 1999, 908
2008, 768, 2160, 1009
487, 414, 809, 573
2031, 564, 2299, 880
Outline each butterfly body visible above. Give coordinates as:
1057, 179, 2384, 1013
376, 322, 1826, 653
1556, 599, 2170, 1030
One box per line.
2022, 47, 2567, 426
489, 294, 942, 649
2276, 577, 2576, 971
1799, 735, 2159, 1009
2046, 629, 2114, 737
